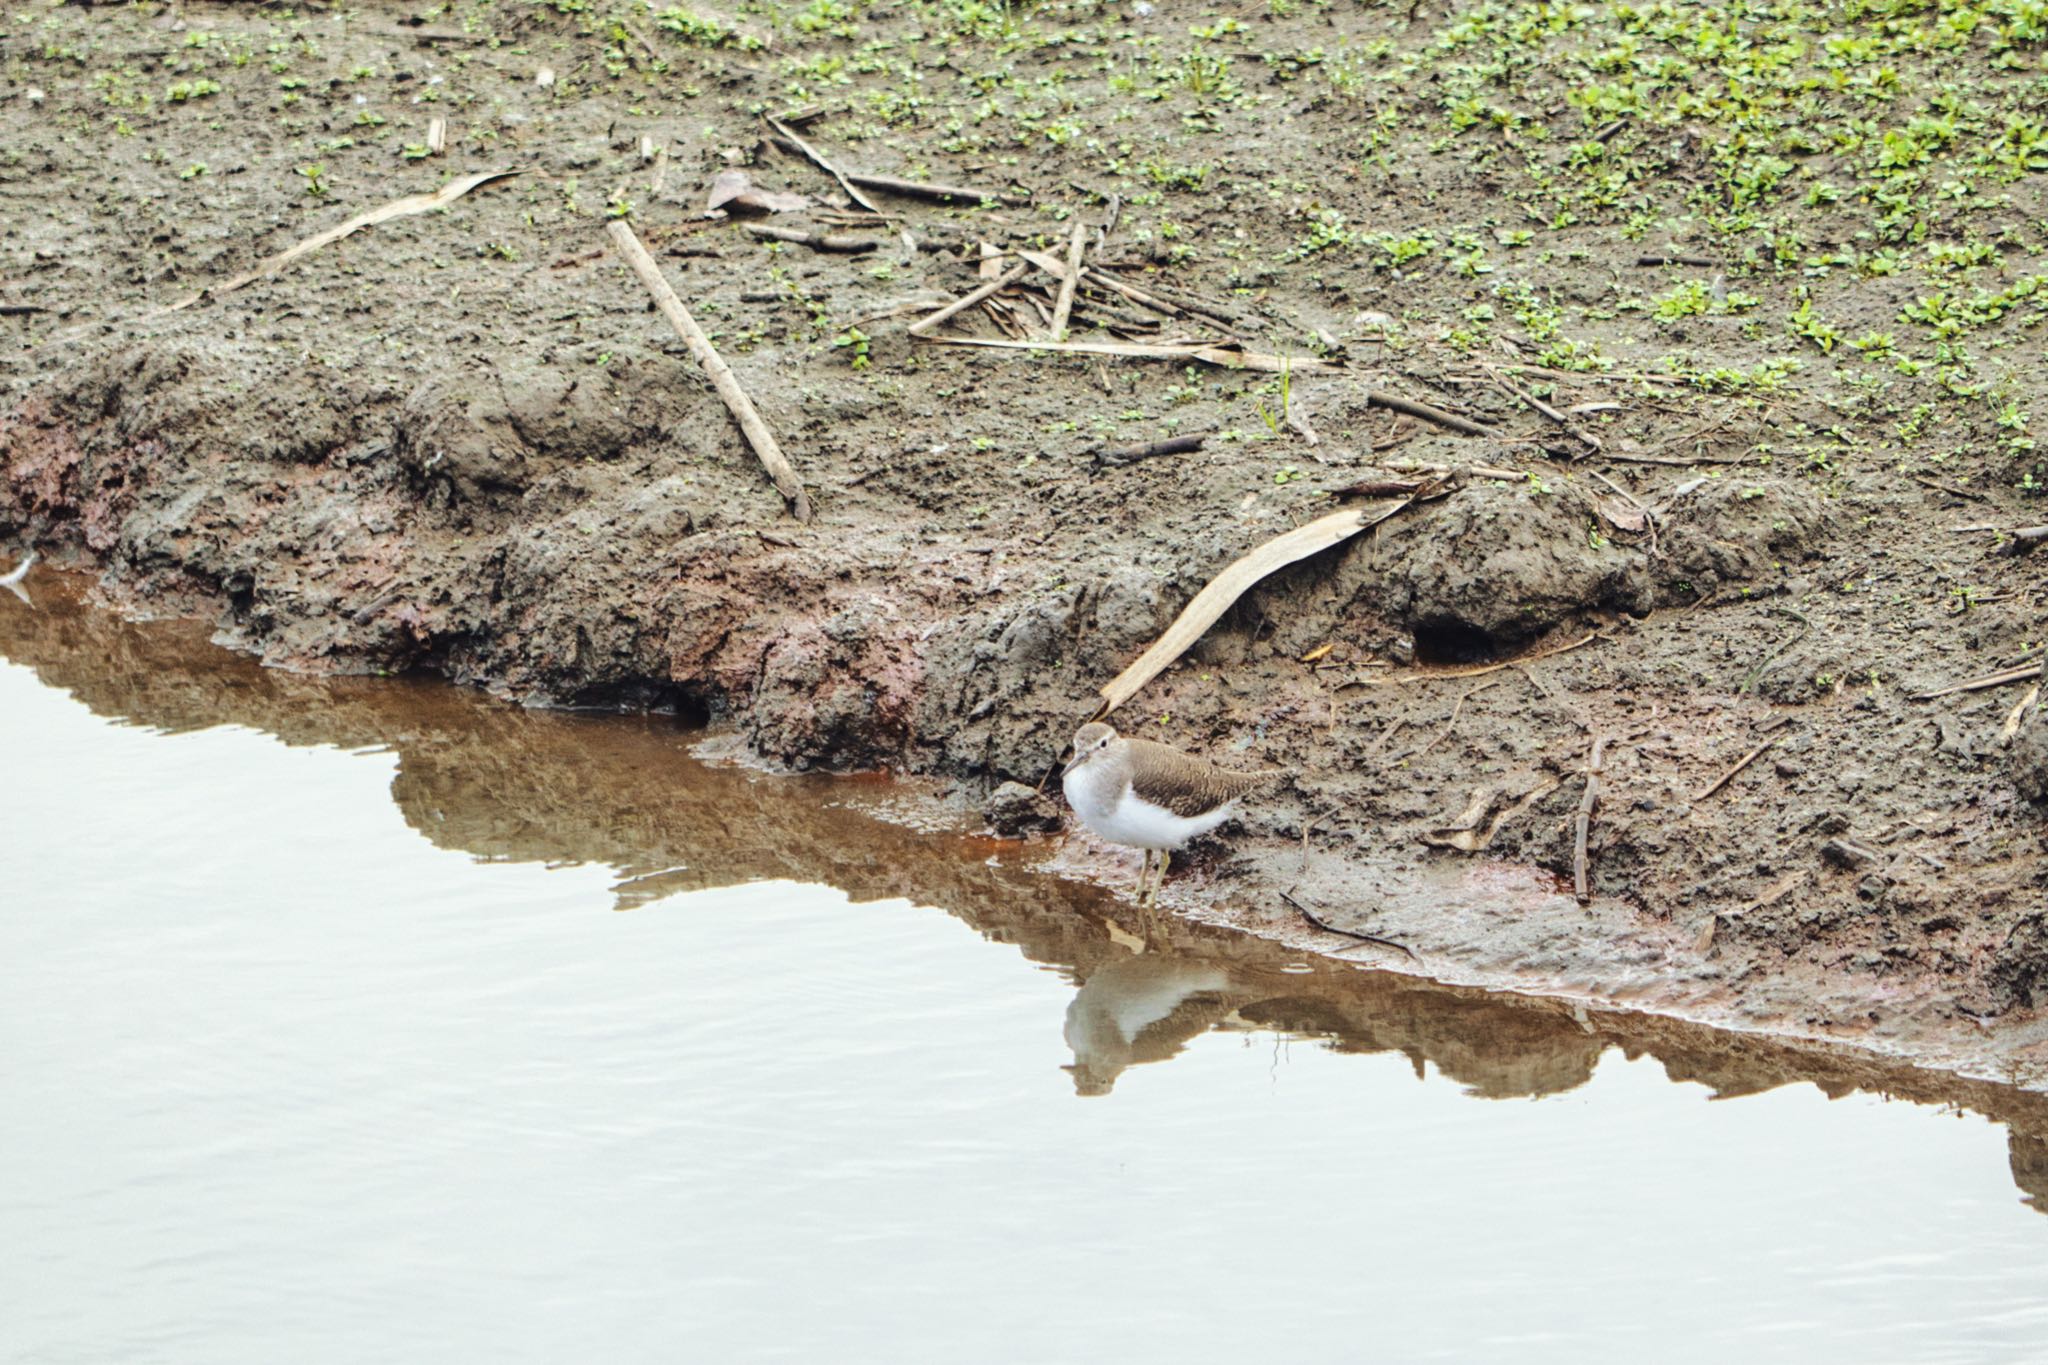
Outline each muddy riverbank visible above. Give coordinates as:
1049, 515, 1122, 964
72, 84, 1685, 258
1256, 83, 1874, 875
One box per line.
8, 574, 2048, 1212
4, 1, 2047, 1080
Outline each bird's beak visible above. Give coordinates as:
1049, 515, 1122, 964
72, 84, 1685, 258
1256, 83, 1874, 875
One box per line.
1061, 749, 1085, 777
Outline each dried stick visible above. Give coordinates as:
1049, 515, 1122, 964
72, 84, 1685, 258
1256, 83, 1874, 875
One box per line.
743, 223, 877, 254
1910, 663, 2044, 701
765, 116, 881, 214
1357, 630, 1603, 686
1634, 253, 1717, 268
1364, 389, 1491, 437
907, 264, 1031, 336
1573, 735, 1608, 904
1048, 219, 1087, 341
1091, 434, 1206, 467
606, 220, 812, 521
839, 169, 1020, 206
915, 333, 1332, 375
1083, 268, 1244, 329
1490, 366, 1600, 451
1691, 736, 1778, 803
1411, 681, 1501, 759
1995, 525, 2048, 557
1281, 889, 1418, 961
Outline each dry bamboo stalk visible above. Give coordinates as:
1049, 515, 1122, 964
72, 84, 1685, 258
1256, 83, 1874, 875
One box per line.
915, 332, 1332, 375
605, 220, 811, 521
907, 264, 1030, 336
1048, 219, 1086, 342
766, 116, 881, 214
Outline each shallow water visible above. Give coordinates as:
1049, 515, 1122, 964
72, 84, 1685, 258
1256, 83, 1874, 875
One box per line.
4, 585, 2048, 1364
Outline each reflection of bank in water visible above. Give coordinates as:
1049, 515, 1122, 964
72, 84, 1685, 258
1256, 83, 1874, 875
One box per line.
7, 572, 2048, 1211
1057, 946, 1609, 1101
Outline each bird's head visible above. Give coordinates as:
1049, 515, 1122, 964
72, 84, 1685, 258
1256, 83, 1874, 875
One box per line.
1063, 721, 1118, 776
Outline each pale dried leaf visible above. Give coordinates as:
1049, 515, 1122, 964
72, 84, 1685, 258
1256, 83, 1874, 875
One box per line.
707, 169, 810, 214
161, 170, 521, 313
1596, 494, 1649, 534
1420, 777, 1560, 852
1096, 501, 1410, 717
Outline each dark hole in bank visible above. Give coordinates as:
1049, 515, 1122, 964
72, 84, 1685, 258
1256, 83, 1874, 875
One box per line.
1412, 619, 1498, 666
670, 690, 712, 730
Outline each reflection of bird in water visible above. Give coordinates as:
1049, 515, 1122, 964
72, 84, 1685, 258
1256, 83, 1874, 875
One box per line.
2011, 1131, 2048, 1215
1061, 721, 1279, 907
1, 549, 34, 607
1063, 954, 1238, 1096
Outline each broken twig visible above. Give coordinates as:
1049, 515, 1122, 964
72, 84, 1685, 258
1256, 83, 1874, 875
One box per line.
907, 264, 1032, 337
1995, 525, 2048, 557
1691, 735, 1779, 803
765, 116, 881, 214
1363, 389, 1491, 437
1911, 663, 2044, 701
915, 333, 1332, 375
606, 220, 811, 521
1282, 889, 1418, 961
1091, 434, 1206, 468
1357, 630, 1603, 686
743, 223, 877, 254
1048, 219, 1086, 342
1573, 735, 1608, 904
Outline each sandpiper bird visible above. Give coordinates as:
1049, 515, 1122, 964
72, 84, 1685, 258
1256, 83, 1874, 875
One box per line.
1061, 721, 1278, 906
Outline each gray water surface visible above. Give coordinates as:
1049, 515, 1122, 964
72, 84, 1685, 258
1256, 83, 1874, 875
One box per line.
4, 587, 2048, 1364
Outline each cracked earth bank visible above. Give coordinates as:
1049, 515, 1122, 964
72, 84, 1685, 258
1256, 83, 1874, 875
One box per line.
5, 0, 2048, 1083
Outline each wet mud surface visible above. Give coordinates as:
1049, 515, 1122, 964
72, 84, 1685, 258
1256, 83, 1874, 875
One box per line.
4, 2, 2047, 1079
7, 576, 2048, 1213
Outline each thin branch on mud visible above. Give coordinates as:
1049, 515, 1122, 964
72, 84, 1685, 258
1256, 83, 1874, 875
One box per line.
1082, 268, 1245, 330
1634, 253, 1718, 268
1691, 734, 1779, 804
914, 332, 1332, 375
907, 264, 1031, 336
1409, 680, 1501, 760
765, 135, 1021, 205
1911, 472, 1987, 503
160, 169, 522, 313
1281, 888, 1418, 961
1573, 735, 1609, 904
1047, 219, 1086, 342
1993, 525, 2048, 557
1089, 434, 1207, 469
1356, 630, 1604, 687
1910, 663, 2044, 701
1601, 450, 1755, 468
1363, 388, 1492, 437
606, 220, 812, 521
1488, 366, 1600, 452
742, 223, 877, 254
764, 116, 882, 214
